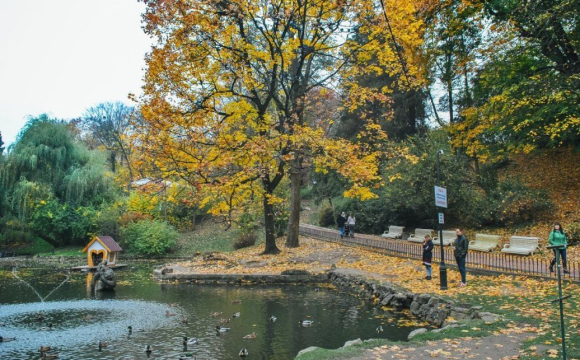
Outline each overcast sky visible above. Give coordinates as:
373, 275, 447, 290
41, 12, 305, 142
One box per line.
0, 1, 152, 146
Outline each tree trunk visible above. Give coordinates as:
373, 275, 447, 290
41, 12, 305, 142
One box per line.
286, 156, 301, 248
110, 152, 117, 173
406, 89, 417, 134
262, 194, 281, 254
448, 78, 454, 124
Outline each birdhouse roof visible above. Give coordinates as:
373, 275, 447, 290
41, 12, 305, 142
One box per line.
82, 236, 123, 253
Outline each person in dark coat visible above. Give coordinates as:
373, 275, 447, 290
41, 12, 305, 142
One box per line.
454, 228, 469, 286
336, 212, 347, 239
422, 235, 434, 280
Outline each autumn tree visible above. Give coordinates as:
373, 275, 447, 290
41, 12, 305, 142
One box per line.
136, 0, 423, 253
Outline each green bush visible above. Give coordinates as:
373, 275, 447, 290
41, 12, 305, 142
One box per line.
329, 129, 552, 232
318, 205, 335, 227
300, 187, 314, 200
0, 216, 34, 247
475, 179, 552, 226
121, 219, 178, 256
233, 232, 257, 249
29, 200, 98, 247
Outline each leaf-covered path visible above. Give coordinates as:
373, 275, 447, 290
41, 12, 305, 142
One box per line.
349, 330, 537, 360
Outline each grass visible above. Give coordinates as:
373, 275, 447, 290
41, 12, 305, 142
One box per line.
170, 220, 266, 256
10, 237, 55, 255
35, 246, 84, 257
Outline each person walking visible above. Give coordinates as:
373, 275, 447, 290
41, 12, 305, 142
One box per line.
454, 228, 469, 286
347, 213, 356, 237
549, 223, 569, 274
422, 234, 434, 280
336, 212, 347, 239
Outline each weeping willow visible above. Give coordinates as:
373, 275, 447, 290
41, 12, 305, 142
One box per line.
9, 178, 51, 220
62, 150, 113, 206
0, 115, 118, 221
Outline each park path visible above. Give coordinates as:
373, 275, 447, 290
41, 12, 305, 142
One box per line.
346, 330, 541, 360
299, 224, 579, 281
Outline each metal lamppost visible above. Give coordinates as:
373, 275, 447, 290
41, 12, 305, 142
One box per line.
547, 244, 570, 360
436, 150, 448, 290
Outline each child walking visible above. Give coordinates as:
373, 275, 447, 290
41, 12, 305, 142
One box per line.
422, 235, 434, 280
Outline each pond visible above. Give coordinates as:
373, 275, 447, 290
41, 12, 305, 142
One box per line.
0, 263, 420, 359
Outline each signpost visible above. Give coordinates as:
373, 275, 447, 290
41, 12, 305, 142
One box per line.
434, 186, 447, 208
435, 150, 447, 290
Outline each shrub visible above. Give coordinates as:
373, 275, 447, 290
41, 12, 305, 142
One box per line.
0, 216, 35, 247
567, 223, 580, 246
318, 205, 335, 227
121, 219, 178, 256
29, 201, 98, 246
233, 232, 257, 249
300, 187, 313, 200
476, 179, 552, 226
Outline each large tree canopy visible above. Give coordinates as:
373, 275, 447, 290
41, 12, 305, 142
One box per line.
135, 0, 424, 253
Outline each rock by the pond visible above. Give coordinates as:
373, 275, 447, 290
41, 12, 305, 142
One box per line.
297, 346, 319, 356
408, 328, 428, 340
478, 312, 501, 322
281, 269, 311, 276
342, 339, 362, 348
431, 324, 461, 333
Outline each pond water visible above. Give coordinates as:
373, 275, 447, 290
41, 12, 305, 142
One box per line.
0, 263, 419, 359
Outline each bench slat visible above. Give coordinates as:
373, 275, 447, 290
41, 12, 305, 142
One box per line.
470, 233, 501, 252
501, 236, 539, 255
407, 229, 434, 243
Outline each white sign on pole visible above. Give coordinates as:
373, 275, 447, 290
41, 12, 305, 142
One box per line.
438, 212, 444, 224
434, 186, 447, 208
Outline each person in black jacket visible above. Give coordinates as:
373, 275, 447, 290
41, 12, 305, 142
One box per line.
422, 235, 434, 280
454, 228, 469, 286
336, 212, 347, 239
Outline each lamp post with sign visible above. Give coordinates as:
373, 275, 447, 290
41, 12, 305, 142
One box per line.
435, 150, 448, 290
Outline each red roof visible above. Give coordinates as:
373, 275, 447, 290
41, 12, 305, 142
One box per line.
97, 236, 123, 252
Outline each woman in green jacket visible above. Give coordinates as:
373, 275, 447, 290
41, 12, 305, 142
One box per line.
549, 223, 569, 274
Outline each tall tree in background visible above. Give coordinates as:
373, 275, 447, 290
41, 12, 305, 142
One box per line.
81, 102, 136, 183
0, 131, 4, 156
136, 0, 424, 253
451, 0, 580, 161
422, 0, 482, 124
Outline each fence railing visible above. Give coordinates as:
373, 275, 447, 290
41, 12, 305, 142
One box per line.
299, 224, 579, 281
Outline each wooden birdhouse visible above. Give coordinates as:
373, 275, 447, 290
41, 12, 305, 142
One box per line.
82, 236, 123, 267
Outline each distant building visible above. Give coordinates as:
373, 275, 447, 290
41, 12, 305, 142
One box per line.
82, 236, 123, 267
131, 178, 173, 189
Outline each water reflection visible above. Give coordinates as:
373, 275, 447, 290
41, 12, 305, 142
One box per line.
0, 266, 418, 359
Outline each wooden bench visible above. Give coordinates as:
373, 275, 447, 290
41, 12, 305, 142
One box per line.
381, 226, 405, 239
407, 229, 434, 243
433, 230, 456, 246
501, 236, 539, 255
469, 233, 501, 252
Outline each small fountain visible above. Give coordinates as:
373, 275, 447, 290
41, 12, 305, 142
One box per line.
11, 267, 71, 303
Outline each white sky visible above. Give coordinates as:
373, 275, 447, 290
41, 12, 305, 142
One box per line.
0, 0, 152, 146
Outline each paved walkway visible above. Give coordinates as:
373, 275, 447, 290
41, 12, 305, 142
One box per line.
299, 224, 579, 281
